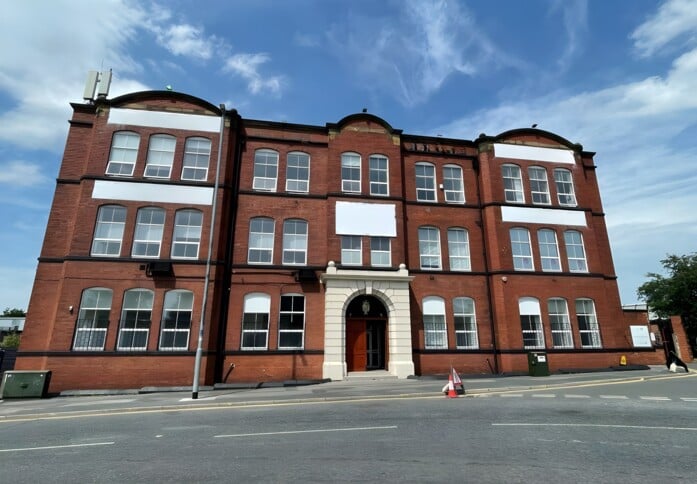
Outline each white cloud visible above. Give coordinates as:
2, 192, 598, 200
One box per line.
0, 161, 50, 187
550, 0, 588, 71
631, 0, 697, 57
223, 53, 284, 95
153, 24, 218, 60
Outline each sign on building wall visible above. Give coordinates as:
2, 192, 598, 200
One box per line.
630, 325, 652, 347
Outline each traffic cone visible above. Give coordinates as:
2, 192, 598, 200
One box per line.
446, 372, 458, 398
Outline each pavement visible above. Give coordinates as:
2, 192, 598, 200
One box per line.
0, 365, 694, 422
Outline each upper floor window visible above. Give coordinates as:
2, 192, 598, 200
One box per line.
510, 227, 534, 271
248, 217, 275, 264
144, 134, 176, 178
171, 209, 203, 259
564, 230, 588, 272
73, 287, 112, 351
447, 227, 471, 271
132, 207, 165, 258
282, 219, 308, 265
415, 163, 436, 202
181, 137, 211, 181
453, 297, 478, 349
341, 235, 362, 265
502, 164, 524, 203
548, 298, 573, 348
253, 149, 279, 191
286, 152, 310, 193
117, 288, 153, 351
159, 290, 193, 351
554, 169, 577, 206
443, 165, 465, 203
241, 292, 270, 350
423, 296, 447, 349
519, 297, 544, 349
418, 226, 441, 270
278, 294, 305, 349
106, 131, 140, 176
91, 205, 126, 257
369, 155, 389, 196
341, 152, 361, 193
370, 237, 391, 267
528, 166, 550, 205
538, 229, 561, 271
576, 298, 602, 348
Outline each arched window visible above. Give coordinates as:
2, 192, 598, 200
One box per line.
519, 297, 544, 349
443, 165, 465, 203
423, 296, 447, 349
181, 137, 211, 181
286, 152, 310, 193
502, 164, 524, 203
418, 226, 441, 270
538, 229, 561, 271
415, 162, 436, 202
454, 297, 478, 349
144, 134, 176, 178
91, 205, 126, 257
282, 219, 308, 265
510, 227, 533, 270
73, 287, 112, 351
172, 209, 203, 259
528, 166, 550, 205
159, 290, 194, 350
248, 217, 275, 264
117, 289, 154, 351
564, 230, 588, 272
341, 152, 361, 193
132, 207, 165, 258
106, 131, 140, 176
576, 298, 602, 348
447, 227, 470, 271
554, 168, 577, 206
369, 154, 389, 196
548, 298, 573, 348
241, 293, 270, 350
253, 149, 279, 191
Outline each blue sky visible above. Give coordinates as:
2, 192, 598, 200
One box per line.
1, 0, 697, 311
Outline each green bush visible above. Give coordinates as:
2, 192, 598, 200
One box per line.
0, 332, 21, 349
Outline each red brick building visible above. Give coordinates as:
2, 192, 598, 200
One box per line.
16, 90, 672, 392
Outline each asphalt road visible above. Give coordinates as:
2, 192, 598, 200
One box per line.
0, 369, 695, 483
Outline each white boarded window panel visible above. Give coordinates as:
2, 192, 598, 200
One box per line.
501, 206, 586, 227
93, 180, 213, 205
108, 108, 220, 133
494, 143, 574, 164
335, 202, 396, 237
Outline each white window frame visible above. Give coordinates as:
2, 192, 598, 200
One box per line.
538, 229, 561, 272
519, 297, 544, 349
117, 289, 153, 351
282, 219, 308, 265
132, 207, 165, 258
91, 205, 126, 257
171, 209, 203, 259
144, 134, 176, 179
341, 235, 362, 265
415, 162, 437, 202
548, 298, 573, 348
510, 227, 534, 271
248, 217, 275, 264
341, 152, 361, 193
241, 293, 270, 350
73, 287, 112, 351
370, 237, 391, 267
502, 164, 524, 203
181, 137, 211, 181
423, 296, 447, 349
418, 226, 441, 270
278, 294, 305, 349
564, 230, 588, 272
159, 290, 193, 351
576, 298, 602, 348
443, 165, 465, 203
554, 168, 577, 206
253, 149, 279, 191
447, 227, 471, 271
106, 131, 139, 176
528, 166, 550, 205
454, 297, 478, 349
369, 154, 389, 196
286, 151, 310, 193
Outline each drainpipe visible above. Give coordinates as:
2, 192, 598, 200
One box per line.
192, 104, 226, 399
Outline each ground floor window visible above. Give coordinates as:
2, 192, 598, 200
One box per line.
278, 294, 305, 349
117, 289, 153, 351
159, 290, 193, 350
453, 297, 478, 349
423, 296, 447, 349
73, 287, 112, 351
549, 298, 573, 348
241, 293, 270, 350
576, 298, 602, 348
519, 297, 544, 349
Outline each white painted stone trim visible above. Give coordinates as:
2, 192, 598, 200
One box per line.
108, 108, 220, 132
501, 206, 586, 227
93, 180, 214, 205
494, 143, 575, 164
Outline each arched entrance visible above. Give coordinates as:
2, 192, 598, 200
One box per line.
345, 295, 387, 371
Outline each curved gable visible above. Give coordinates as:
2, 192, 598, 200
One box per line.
328, 112, 402, 136
108, 90, 222, 116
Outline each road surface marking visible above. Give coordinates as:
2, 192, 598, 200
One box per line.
639, 396, 671, 401
680, 397, 697, 402
214, 425, 398, 438
493, 423, 697, 431
179, 396, 218, 402
599, 395, 628, 399
499, 394, 524, 398
63, 399, 136, 407
564, 394, 590, 399
532, 394, 556, 398
0, 442, 115, 453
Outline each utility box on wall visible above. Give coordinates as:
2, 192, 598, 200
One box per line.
0, 370, 52, 398
527, 352, 550, 377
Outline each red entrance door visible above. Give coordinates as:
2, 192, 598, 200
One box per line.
346, 320, 367, 371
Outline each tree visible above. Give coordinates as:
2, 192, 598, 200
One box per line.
637, 253, 697, 346
2, 308, 26, 317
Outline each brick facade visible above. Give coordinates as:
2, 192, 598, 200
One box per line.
15, 90, 687, 393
